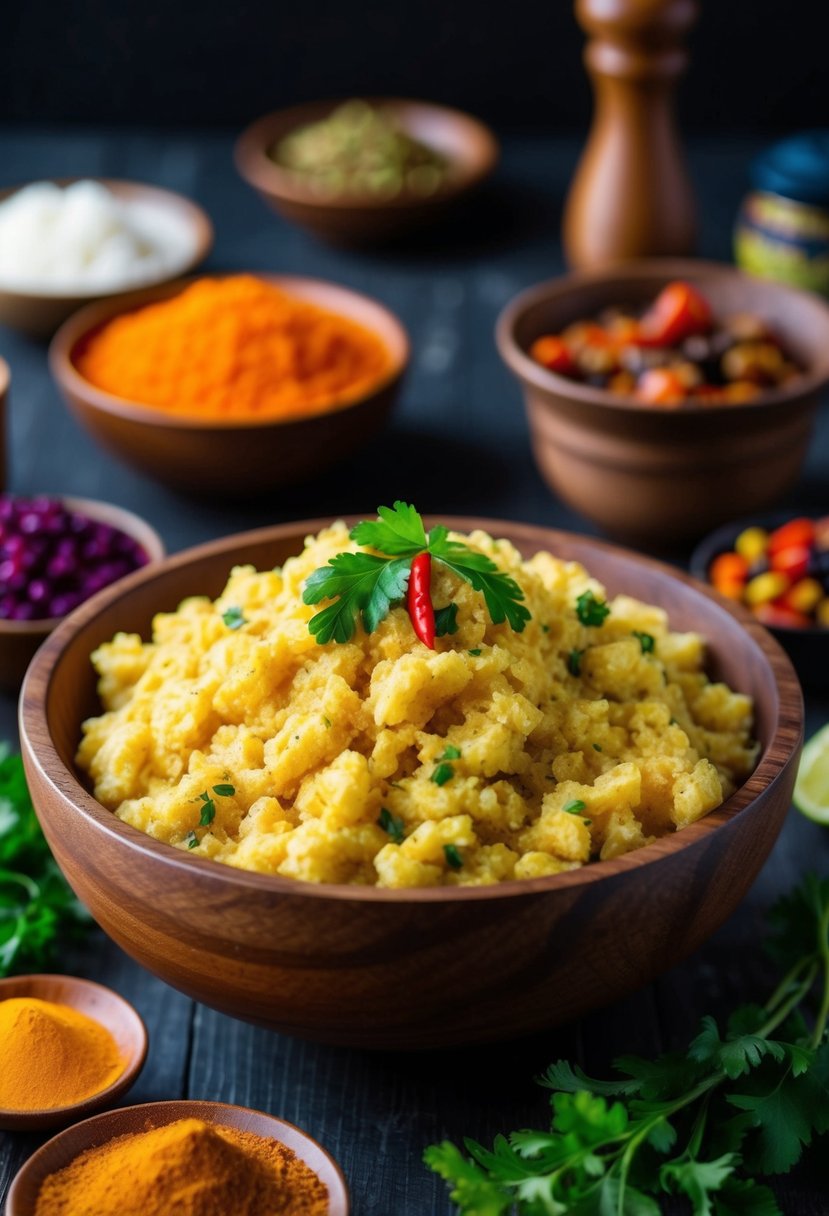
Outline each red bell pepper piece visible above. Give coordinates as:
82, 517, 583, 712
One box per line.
530, 335, 576, 376
767, 518, 816, 555
408, 553, 435, 648
638, 281, 712, 347
770, 545, 811, 582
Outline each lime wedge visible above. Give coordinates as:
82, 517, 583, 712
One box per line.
793, 724, 829, 824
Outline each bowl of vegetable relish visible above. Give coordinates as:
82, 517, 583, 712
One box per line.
692, 513, 829, 691
496, 260, 829, 547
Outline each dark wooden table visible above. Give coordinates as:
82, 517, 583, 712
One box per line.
0, 127, 827, 1214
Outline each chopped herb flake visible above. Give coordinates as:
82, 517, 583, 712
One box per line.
632, 630, 655, 654
468, 648, 482, 656
443, 844, 463, 870
323, 716, 332, 728
212, 784, 235, 797
186, 832, 199, 850
440, 745, 461, 761
567, 648, 584, 677
431, 763, 454, 786
575, 589, 610, 627
377, 807, 405, 844
563, 799, 587, 815
592, 743, 602, 752
541, 624, 550, 633
222, 606, 246, 630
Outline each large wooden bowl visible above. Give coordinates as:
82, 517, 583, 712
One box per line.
0, 179, 213, 338
235, 99, 499, 244
19, 519, 803, 1049
49, 276, 409, 496
496, 260, 829, 547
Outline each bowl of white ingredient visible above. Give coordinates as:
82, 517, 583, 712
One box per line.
0, 179, 213, 337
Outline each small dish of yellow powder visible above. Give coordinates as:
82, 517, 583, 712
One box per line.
0, 979, 147, 1129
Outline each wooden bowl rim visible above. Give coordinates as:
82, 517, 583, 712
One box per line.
0, 356, 9, 396
49, 273, 411, 431
234, 96, 500, 211
496, 258, 829, 415
0, 178, 214, 302
4, 1099, 350, 1215
0, 495, 165, 641
19, 516, 803, 905
690, 510, 829, 639
0, 973, 148, 1128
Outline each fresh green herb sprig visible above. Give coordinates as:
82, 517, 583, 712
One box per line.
303, 502, 531, 645
0, 747, 89, 976
190, 784, 236, 838
425, 873, 829, 1215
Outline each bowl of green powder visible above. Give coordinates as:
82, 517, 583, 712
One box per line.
234, 96, 499, 243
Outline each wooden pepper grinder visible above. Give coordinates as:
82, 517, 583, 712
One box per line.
563, 0, 698, 269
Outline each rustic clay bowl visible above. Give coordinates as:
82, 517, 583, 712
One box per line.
0, 179, 213, 338
49, 275, 409, 496
496, 260, 829, 547
0, 496, 165, 695
235, 98, 499, 243
691, 511, 829, 693
0, 974, 147, 1131
5, 1100, 349, 1215
19, 518, 802, 1049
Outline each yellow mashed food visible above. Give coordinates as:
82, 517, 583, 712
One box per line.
77, 523, 757, 887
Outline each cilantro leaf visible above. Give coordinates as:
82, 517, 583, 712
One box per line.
428, 532, 531, 633
540, 1059, 640, 1098
350, 501, 427, 556
713, 1177, 782, 1216
435, 603, 460, 637
632, 631, 655, 654
575, 589, 610, 627
661, 1154, 738, 1216
303, 552, 410, 643
727, 1045, 829, 1174
689, 1014, 786, 1080
423, 1142, 513, 1216
0, 752, 90, 977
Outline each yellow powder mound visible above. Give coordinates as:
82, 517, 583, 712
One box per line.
0, 997, 124, 1110
34, 1117, 328, 1216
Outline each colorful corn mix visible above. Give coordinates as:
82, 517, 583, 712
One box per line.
0, 495, 149, 621
708, 517, 829, 629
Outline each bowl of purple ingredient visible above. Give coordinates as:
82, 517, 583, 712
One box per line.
0, 495, 164, 692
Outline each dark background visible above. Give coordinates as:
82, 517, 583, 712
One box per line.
4, 0, 829, 132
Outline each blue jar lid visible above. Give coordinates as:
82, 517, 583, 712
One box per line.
752, 131, 829, 207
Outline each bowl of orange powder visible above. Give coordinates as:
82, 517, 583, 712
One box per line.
49, 274, 409, 496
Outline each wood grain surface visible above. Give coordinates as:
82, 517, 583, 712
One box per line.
0, 127, 827, 1213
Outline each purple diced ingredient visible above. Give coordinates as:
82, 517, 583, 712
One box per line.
0, 495, 149, 621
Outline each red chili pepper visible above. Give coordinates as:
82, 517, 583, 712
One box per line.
408, 552, 435, 648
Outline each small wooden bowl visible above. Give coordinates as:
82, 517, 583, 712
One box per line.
235, 98, 499, 244
18, 518, 803, 1048
49, 275, 409, 496
0, 496, 165, 695
5, 1100, 350, 1214
0, 179, 213, 338
496, 260, 829, 547
0, 974, 147, 1131
691, 512, 829, 693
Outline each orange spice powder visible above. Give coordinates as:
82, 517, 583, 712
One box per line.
73, 274, 392, 421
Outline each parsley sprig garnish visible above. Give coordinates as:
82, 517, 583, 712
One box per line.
303, 503, 531, 645
426, 873, 829, 1215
